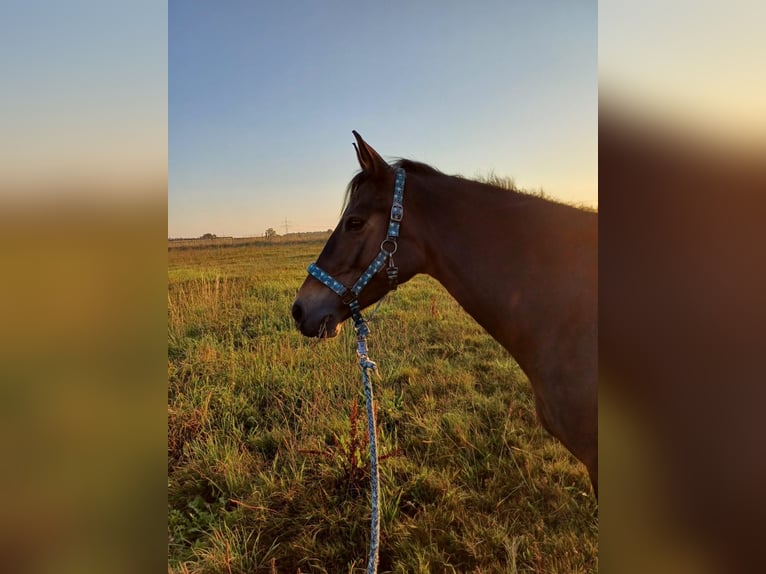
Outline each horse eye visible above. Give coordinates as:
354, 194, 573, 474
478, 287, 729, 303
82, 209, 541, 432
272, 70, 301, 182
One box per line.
344, 217, 365, 232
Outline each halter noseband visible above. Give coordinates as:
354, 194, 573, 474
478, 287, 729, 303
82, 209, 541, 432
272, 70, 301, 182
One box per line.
307, 167, 406, 337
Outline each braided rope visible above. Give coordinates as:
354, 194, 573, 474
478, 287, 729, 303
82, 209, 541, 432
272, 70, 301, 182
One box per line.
359, 343, 380, 574
307, 274, 386, 574
353, 318, 380, 574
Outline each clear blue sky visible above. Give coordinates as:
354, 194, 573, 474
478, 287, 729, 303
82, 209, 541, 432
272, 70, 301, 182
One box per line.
169, 0, 596, 238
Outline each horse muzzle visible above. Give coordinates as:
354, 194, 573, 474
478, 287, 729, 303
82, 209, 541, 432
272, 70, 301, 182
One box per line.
291, 299, 343, 338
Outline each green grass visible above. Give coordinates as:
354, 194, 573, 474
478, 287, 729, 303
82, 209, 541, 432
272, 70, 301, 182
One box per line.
168, 237, 597, 573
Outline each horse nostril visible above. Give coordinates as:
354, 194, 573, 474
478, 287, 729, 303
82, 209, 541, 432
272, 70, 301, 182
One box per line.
291, 302, 303, 323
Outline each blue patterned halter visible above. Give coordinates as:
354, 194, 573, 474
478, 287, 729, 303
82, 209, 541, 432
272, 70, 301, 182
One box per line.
306, 167, 405, 574
306, 167, 406, 336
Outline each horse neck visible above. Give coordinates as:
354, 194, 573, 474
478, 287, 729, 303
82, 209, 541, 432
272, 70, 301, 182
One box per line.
408, 173, 596, 375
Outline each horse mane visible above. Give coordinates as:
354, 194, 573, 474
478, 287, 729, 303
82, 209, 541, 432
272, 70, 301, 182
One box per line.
343, 157, 590, 212
392, 158, 443, 176
393, 158, 595, 211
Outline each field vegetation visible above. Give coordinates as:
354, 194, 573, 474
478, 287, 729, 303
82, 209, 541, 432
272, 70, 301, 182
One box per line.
168, 236, 597, 573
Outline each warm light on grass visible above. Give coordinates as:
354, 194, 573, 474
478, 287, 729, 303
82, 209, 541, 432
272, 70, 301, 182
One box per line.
167, 237, 597, 573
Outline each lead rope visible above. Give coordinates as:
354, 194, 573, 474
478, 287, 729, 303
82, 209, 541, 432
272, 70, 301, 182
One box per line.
306, 167, 406, 574
355, 318, 380, 574
346, 299, 382, 574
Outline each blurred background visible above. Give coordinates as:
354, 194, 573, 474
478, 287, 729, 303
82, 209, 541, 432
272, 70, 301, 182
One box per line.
1, 1, 764, 572
0, 1, 167, 573
599, 1, 765, 573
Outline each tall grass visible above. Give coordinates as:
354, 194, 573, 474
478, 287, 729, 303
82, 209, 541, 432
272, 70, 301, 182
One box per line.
168, 238, 597, 573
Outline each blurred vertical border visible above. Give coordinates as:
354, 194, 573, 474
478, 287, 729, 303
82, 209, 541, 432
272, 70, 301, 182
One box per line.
4, 1, 765, 573
0, 2, 167, 573
600, 1, 766, 573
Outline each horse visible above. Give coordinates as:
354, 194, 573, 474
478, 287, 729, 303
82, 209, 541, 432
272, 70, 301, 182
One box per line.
292, 132, 598, 495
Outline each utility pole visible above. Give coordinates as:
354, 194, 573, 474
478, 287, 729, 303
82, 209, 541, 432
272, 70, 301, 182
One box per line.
282, 217, 290, 235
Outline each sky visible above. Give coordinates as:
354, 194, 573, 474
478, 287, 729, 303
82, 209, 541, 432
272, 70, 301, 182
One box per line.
1, 0, 166, 197
169, 0, 597, 238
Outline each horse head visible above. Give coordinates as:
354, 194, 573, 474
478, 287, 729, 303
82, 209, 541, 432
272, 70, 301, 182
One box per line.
291, 132, 424, 338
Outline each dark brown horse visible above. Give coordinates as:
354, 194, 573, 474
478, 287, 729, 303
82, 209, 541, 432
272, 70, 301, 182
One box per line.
292, 132, 598, 494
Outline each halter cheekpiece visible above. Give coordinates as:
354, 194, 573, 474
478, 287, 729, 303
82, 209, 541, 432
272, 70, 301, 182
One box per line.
307, 167, 406, 336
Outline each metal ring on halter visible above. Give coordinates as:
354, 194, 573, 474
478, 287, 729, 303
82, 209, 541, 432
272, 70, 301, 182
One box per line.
380, 238, 398, 255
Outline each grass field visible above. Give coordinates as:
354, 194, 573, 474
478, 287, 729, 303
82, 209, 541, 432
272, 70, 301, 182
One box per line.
168, 236, 597, 573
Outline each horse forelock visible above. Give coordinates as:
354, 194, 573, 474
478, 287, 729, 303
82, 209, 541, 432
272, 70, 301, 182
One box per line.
341, 170, 371, 213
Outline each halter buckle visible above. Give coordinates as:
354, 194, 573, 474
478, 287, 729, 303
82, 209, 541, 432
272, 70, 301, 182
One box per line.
390, 202, 404, 222
341, 291, 358, 306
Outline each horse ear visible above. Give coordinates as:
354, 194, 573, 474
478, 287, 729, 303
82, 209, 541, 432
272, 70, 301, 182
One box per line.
352, 130, 388, 174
